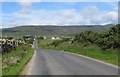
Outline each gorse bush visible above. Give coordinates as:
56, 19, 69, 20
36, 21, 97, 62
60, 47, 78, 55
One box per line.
73, 24, 120, 50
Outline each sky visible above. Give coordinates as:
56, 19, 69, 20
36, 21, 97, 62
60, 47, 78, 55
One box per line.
1, 0, 119, 28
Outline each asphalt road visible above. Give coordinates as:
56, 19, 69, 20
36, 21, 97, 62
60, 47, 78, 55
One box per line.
28, 39, 118, 75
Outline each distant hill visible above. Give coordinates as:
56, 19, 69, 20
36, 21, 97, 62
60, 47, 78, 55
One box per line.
2, 24, 114, 37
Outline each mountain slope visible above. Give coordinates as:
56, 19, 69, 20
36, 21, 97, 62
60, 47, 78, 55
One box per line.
2, 25, 114, 37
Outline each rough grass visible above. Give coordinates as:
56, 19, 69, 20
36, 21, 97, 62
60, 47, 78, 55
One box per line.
38, 39, 55, 48
2, 44, 34, 76
38, 39, 118, 66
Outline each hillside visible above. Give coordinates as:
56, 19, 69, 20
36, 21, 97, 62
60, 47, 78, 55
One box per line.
2, 24, 114, 37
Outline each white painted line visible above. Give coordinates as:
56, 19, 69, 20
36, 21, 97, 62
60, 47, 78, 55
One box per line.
61, 51, 118, 68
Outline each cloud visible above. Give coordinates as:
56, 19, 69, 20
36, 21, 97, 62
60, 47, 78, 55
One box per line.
17, 0, 33, 14
2, 2, 118, 28
107, 11, 118, 20
80, 6, 118, 25
5, 6, 117, 26
105, 11, 118, 24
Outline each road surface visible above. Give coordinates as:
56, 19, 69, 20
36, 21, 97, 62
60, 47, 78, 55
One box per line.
28, 39, 118, 75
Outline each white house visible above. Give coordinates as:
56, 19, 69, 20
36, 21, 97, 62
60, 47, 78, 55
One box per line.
51, 37, 56, 40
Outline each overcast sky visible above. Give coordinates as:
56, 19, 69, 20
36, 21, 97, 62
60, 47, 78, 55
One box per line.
1, 0, 119, 28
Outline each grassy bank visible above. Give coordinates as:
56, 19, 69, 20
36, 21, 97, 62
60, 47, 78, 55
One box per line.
0, 56, 2, 77
38, 39, 118, 66
2, 44, 34, 76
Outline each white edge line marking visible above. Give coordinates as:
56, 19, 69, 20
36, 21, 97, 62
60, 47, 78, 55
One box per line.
61, 50, 118, 68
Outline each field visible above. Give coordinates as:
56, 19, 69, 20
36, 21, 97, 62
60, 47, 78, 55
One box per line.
38, 39, 55, 48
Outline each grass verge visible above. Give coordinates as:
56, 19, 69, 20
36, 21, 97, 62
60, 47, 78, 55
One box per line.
2, 44, 34, 76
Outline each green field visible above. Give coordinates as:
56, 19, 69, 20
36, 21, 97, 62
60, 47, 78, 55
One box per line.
38, 39, 55, 48
38, 39, 118, 66
2, 44, 34, 76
